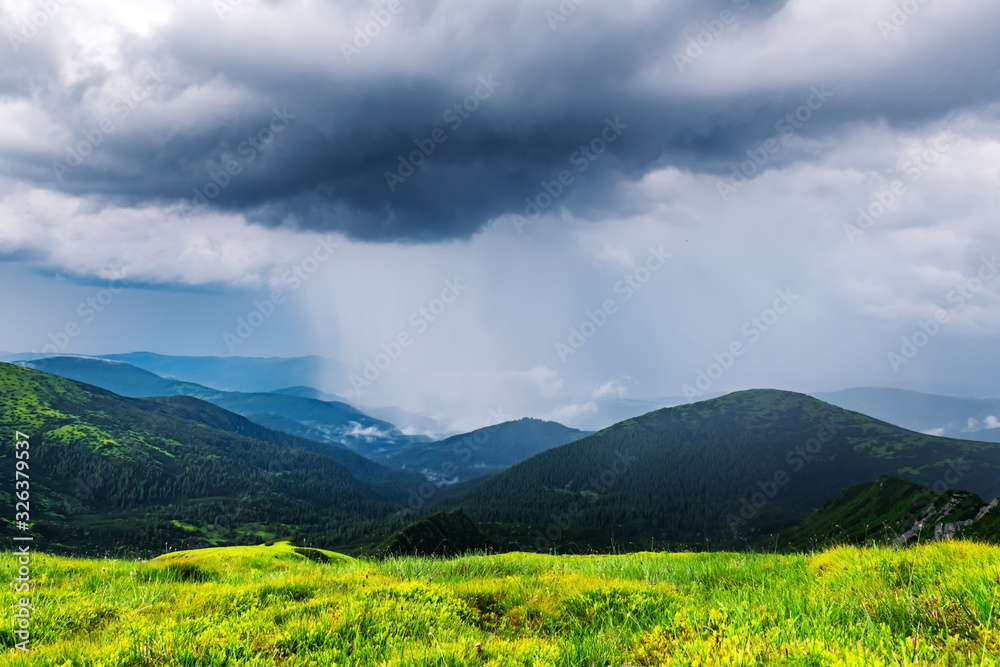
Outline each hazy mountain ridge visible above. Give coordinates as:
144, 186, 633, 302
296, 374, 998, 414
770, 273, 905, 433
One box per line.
14, 356, 414, 458
378, 417, 592, 484
814, 387, 1000, 443
98, 352, 349, 394
17, 356, 590, 481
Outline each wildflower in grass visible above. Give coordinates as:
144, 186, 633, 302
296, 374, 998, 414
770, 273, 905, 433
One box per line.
476, 641, 482, 655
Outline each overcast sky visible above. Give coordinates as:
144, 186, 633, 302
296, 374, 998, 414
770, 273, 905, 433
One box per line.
1, 0, 999, 429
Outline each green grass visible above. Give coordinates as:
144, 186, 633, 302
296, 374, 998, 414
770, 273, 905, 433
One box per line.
152, 538, 355, 566
2, 540, 999, 665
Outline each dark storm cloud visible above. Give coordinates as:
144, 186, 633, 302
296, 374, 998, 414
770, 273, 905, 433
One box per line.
4, 0, 999, 241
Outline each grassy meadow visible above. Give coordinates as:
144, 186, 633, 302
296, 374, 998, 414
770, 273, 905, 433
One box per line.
2, 539, 999, 666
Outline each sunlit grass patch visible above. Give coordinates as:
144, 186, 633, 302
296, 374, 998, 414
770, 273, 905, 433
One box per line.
2, 540, 998, 665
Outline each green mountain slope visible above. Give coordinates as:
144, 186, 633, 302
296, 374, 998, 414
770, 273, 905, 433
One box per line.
774, 475, 994, 550
0, 362, 409, 556
447, 389, 1000, 550
379, 418, 591, 483
140, 395, 424, 502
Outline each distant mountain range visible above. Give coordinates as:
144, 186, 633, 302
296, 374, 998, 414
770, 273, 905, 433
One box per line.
7, 351, 350, 395
9, 352, 1000, 440
13, 356, 414, 459
377, 417, 591, 483
813, 387, 1000, 443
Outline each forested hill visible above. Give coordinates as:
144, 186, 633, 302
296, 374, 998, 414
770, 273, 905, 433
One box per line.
448, 389, 1000, 549
0, 362, 410, 556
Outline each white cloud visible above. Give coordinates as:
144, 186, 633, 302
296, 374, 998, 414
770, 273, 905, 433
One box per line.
540, 401, 598, 427
593, 379, 628, 399
0, 182, 342, 287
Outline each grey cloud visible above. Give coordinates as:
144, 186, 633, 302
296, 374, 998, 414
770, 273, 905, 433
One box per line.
3, 0, 999, 242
